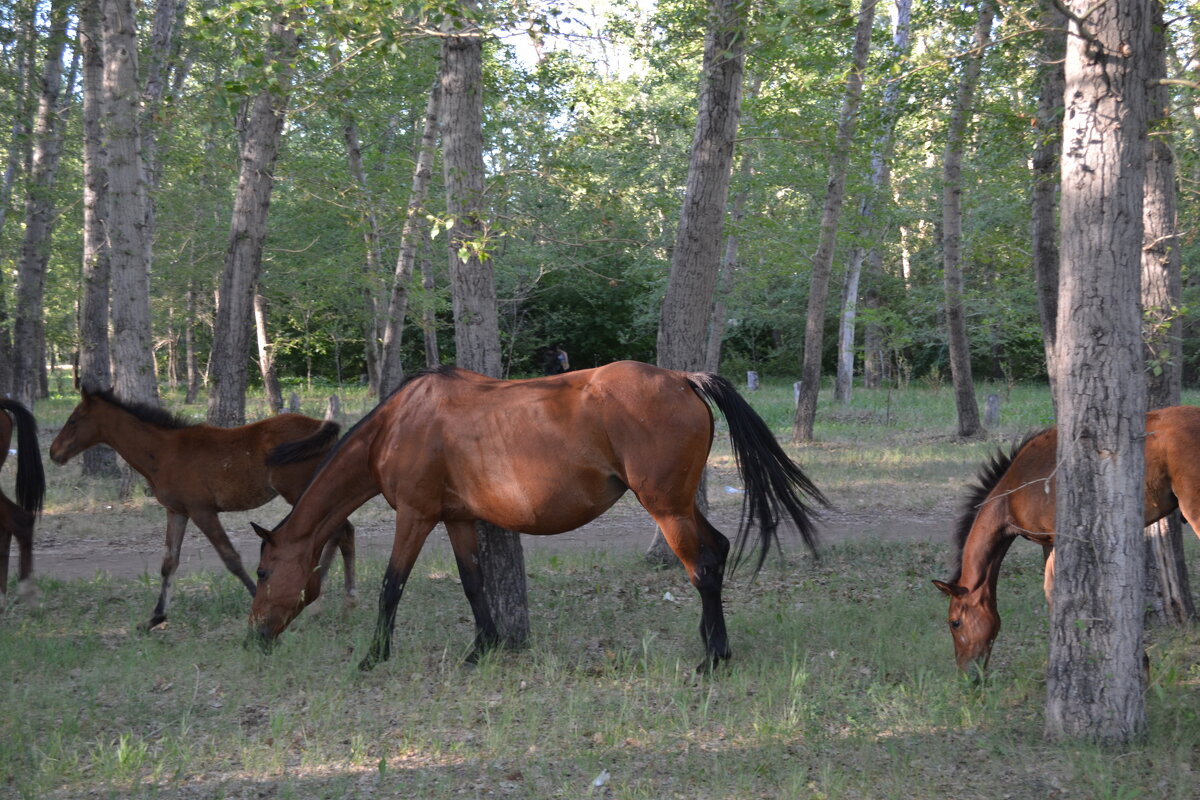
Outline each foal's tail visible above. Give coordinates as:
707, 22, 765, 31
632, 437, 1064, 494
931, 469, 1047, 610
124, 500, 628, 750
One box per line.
686, 373, 827, 571
0, 398, 45, 516
266, 421, 342, 467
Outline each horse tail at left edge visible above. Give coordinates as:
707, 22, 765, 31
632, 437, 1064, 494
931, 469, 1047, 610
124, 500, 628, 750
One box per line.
686, 373, 827, 572
0, 399, 45, 516
266, 420, 342, 468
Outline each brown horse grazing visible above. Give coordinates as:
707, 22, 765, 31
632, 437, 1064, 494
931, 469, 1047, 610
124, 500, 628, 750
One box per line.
0, 399, 45, 610
934, 405, 1200, 678
49, 387, 356, 630
249, 361, 827, 671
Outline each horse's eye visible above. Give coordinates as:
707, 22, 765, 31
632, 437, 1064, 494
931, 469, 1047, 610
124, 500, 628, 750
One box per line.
950, 619, 962, 629
256, 568, 268, 582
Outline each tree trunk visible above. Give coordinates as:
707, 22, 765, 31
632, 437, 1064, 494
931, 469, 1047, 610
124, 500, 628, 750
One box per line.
441, 13, 529, 647
1140, 0, 1191, 626
657, 0, 746, 373
1031, 0, 1065, 403
12, 0, 69, 409
79, 0, 119, 476
184, 281, 200, 403
792, 0, 876, 442
207, 17, 298, 426
940, 0, 992, 439
380, 69, 442, 396
254, 292, 284, 414
1046, 0, 1152, 743
835, 0, 911, 404
420, 243, 441, 368
103, 0, 159, 405
339, 109, 384, 395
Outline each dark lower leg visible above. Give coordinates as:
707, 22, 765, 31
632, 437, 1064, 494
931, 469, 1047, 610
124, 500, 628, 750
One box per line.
360, 564, 410, 670
448, 522, 500, 660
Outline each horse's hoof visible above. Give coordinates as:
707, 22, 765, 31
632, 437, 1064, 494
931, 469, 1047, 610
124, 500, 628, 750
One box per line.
142, 617, 168, 633
358, 656, 378, 672
694, 653, 731, 675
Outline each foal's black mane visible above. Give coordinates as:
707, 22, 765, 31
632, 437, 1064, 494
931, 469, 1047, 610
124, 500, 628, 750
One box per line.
947, 430, 1047, 582
87, 387, 195, 430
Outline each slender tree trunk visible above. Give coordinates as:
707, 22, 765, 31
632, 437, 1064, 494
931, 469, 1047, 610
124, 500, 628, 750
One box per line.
657, 0, 746, 373
792, 0, 876, 442
207, 17, 298, 426
1140, 0, 1191, 626
340, 110, 384, 395
184, 281, 200, 403
79, 0, 118, 476
940, 0, 992, 439
1032, 0, 1066, 403
254, 293, 284, 414
1046, 0, 1152, 744
380, 69, 442, 396
104, 0, 158, 405
420, 243, 440, 367
441, 13, 529, 646
836, 0, 911, 403
12, 0, 69, 409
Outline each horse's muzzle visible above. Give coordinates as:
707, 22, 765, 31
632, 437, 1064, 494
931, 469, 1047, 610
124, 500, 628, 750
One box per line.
244, 625, 279, 653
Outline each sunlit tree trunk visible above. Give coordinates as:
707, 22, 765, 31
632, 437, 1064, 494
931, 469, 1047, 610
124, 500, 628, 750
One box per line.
381, 69, 442, 396
254, 292, 284, 414
420, 243, 440, 368
1047, 0, 1151, 744
441, 12, 529, 646
207, 17, 297, 426
940, 0, 992, 439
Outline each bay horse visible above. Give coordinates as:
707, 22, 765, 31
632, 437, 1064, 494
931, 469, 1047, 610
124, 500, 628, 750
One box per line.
934, 405, 1200, 678
249, 361, 827, 671
1, 398, 45, 610
49, 387, 356, 630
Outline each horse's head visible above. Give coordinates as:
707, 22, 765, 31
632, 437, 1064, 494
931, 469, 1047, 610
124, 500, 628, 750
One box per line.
246, 521, 323, 649
933, 579, 999, 680
49, 387, 108, 464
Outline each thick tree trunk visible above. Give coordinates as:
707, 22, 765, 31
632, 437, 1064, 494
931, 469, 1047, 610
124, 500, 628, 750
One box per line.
79, 0, 119, 476
207, 18, 298, 426
104, 0, 159, 405
380, 70, 442, 396
940, 0, 992, 439
792, 0, 875, 442
835, 0, 911, 404
1046, 0, 1152, 744
441, 16, 529, 646
13, 0, 69, 409
1140, 0, 1191, 626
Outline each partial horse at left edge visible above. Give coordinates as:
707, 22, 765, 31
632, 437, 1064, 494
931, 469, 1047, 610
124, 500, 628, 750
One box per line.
0, 398, 46, 610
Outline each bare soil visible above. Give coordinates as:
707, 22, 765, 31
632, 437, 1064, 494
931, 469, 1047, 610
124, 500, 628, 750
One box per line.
31, 492, 946, 583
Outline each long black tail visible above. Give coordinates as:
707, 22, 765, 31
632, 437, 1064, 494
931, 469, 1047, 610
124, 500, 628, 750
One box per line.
265, 420, 342, 467
687, 373, 827, 571
0, 399, 45, 515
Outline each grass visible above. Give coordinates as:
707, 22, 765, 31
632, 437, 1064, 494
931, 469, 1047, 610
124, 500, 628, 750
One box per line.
3, 377, 1200, 798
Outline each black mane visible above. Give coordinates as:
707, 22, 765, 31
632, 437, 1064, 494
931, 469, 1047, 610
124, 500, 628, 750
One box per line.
947, 430, 1047, 582
88, 387, 195, 430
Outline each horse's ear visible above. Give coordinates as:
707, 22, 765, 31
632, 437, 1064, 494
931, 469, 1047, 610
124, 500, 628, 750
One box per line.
932, 579, 966, 598
252, 522, 274, 546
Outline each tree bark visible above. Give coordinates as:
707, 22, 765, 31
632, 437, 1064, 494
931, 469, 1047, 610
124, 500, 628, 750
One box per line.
12, 0, 69, 409
104, 0, 159, 405
940, 0, 992, 439
420, 242, 441, 368
254, 292, 284, 414
792, 0, 875, 441
1046, 0, 1152, 743
339, 109, 384, 395
441, 13, 529, 647
381, 69, 443, 396
835, 0, 911, 404
1140, 0, 1191, 626
207, 17, 298, 426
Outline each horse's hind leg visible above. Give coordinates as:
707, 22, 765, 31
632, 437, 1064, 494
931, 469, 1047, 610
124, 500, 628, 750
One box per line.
315, 521, 357, 607
645, 507, 732, 671
190, 508, 257, 597
446, 520, 501, 662
147, 510, 189, 630
14, 512, 34, 604
0, 505, 12, 611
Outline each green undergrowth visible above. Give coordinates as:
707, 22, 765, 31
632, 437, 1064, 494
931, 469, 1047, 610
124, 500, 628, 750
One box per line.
2, 542, 1198, 800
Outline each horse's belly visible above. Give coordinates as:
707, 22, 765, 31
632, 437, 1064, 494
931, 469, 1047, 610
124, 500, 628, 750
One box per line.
453, 473, 626, 535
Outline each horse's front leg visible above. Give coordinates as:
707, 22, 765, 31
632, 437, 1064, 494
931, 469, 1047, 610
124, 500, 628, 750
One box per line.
359, 513, 435, 671
446, 520, 501, 663
146, 510, 189, 630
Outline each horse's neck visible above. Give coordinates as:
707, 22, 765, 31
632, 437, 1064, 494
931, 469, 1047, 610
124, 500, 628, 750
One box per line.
959, 501, 1013, 595
290, 426, 380, 554
94, 403, 169, 477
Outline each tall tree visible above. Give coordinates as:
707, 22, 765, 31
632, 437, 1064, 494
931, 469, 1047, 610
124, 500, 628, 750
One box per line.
340, 110, 384, 396
441, 11, 530, 646
1140, 0, 1191, 625
12, 0, 70, 409
207, 16, 298, 426
940, 0, 993, 439
656, 0, 747, 372
1046, 0, 1152, 743
835, 0, 912, 404
104, 0, 158, 404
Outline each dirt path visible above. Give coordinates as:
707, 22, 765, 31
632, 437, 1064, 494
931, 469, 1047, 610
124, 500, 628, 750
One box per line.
30, 494, 946, 582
